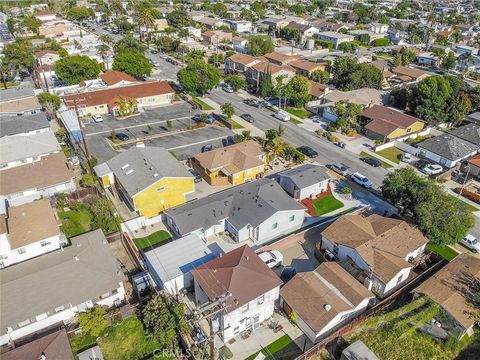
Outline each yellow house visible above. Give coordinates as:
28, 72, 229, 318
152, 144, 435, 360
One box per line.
192, 140, 267, 186
363, 105, 425, 142
94, 146, 194, 218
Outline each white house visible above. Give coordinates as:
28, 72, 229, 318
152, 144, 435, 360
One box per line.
277, 164, 331, 200
320, 214, 428, 298
0, 199, 66, 268
165, 179, 306, 244
367, 22, 389, 34
183, 26, 202, 39
191, 245, 282, 342
315, 31, 355, 49
416, 52, 440, 67
227, 20, 253, 33
33, 10, 56, 22
0, 230, 125, 346
280, 262, 374, 342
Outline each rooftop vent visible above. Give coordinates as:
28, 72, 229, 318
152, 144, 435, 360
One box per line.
126, 169, 134, 175
121, 164, 129, 170
324, 304, 331, 312
153, 173, 159, 177
74, 256, 79, 261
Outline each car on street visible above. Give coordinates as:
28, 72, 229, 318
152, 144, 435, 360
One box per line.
150, 60, 160, 67
415, 159, 429, 169
351, 172, 373, 189
201, 144, 213, 152
330, 162, 348, 176
401, 153, 412, 163
422, 164, 443, 175
296, 146, 318, 158
92, 114, 103, 123
240, 113, 254, 123
273, 110, 290, 122
192, 114, 203, 122
243, 98, 258, 106
222, 84, 234, 93
259, 250, 283, 268
114, 133, 130, 141
189, 169, 202, 183
460, 234, 480, 253
361, 157, 381, 167
311, 115, 321, 123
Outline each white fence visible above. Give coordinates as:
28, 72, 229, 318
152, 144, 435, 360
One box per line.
121, 214, 164, 234
374, 127, 442, 152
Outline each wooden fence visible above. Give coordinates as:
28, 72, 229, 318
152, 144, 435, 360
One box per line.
67, 187, 101, 202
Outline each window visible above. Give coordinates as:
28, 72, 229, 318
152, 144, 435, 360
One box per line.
257, 295, 264, 304
271, 223, 278, 230
18, 248, 26, 254
156, 186, 165, 192
333, 245, 339, 254
396, 275, 403, 284
242, 304, 249, 313
289, 215, 295, 222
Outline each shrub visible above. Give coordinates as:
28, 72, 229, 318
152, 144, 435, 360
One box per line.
324, 131, 333, 141
326, 122, 338, 132
77, 307, 107, 337
345, 128, 357, 137
342, 186, 353, 195
166, 120, 173, 128
374, 139, 383, 146
219, 346, 233, 359
331, 135, 339, 142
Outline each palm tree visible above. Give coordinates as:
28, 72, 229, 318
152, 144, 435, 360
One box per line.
115, 97, 137, 116
136, 9, 154, 46
98, 44, 110, 70
267, 137, 286, 166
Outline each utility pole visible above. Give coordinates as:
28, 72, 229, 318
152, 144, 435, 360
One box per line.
38, 57, 49, 92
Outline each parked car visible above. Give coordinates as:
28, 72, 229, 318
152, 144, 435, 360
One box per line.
422, 164, 443, 175
351, 172, 373, 189
92, 114, 103, 123
401, 153, 412, 163
296, 146, 318, 158
280, 267, 297, 284
274, 111, 290, 122
330, 162, 348, 176
240, 113, 254, 123
213, 113, 226, 122
259, 250, 283, 268
415, 159, 430, 169
201, 144, 213, 152
192, 114, 203, 122
361, 157, 381, 167
336, 141, 346, 148
223, 136, 234, 146
189, 169, 202, 183
150, 49, 158, 54
243, 98, 257, 106
222, 84, 234, 93
114, 133, 130, 141
460, 234, 480, 253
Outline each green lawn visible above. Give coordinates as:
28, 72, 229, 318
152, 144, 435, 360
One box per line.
376, 147, 405, 164
191, 96, 214, 110
426, 243, 459, 261
346, 297, 477, 360
228, 118, 244, 129
286, 107, 310, 119
447, 194, 479, 213
360, 151, 393, 169
290, 118, 303, 125
313, 195, 344, 216
133, 230, 172, 250
245, 335, 302, 360
69, 316, 162, 360
58, 205, 93, 238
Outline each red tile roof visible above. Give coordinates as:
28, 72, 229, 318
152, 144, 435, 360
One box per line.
100, 71, 137, 86
363, 105, 423, 136
64, 81, 174, 108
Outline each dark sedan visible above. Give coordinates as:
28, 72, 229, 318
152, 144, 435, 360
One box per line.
240, 113, 254, 123
114, 133, 130, 141
296, 146, 318, 158
361, 157, 381, 167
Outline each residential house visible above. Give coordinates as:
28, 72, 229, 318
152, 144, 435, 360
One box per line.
466, 111, 480, 125
455, 45, 479, 56
94, 146, 194, 218
202, 30, 233, 45
416, 254, 480, 338
348, 30, 386, 42
0, 199, 66, 268
0, 230, 125, 346
390, 66, 430, 83
246, 61, 296, 91
232, 36, 248, 52
78, 346, 104, 360
153, 18, 169, 31
277, 164, 331, 200
184, 26, 202, 39
100, 70, 138, 88
315, 32, 355, 49
416, 52, 440, 67
227, 20, 252, 33
191, 245, 283, 342
0, 152, 76, 206
417, 133, 478, 168
1, 329, 74, 360
193, 16, 226, 30
191, 140, 266, 186
225, 53, 262, 74
33, 10, 57, 21
0, 112, 50, 138
144, 233, 223, 295
262, 17, 295, 32
309, 81, 329, 100
467, 154, 480, 178
34, 63, 56, 88
289, 59, 328, 77
341, 340, 379, 360
35, 50, 60, 66
0, 85, 42, 116
63, 80, 175, 117
362, 105, 425, 142
449, 123, 480, 148
285, 22, 319, 42
320, 214, 429, 298
280, 262, 374, 342
262, 51, 301, 66
314, 20, 349, 33
165, 178, 306, 244
367, 22, 389, 34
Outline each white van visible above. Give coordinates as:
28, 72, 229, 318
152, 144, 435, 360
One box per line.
274, 110, 291, 122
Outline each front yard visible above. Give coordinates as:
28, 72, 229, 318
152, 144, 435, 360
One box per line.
245, 335, 302, 360
133, 230, 172, 251
360, 151, 393, 169
286, 107, 310, 119
312, 195, 344, 216
376, 147, 405, 164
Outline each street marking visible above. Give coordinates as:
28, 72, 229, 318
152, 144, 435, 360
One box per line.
167, 136, 227, 150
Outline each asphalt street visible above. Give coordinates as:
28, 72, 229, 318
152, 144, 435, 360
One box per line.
208, 88, 389, 188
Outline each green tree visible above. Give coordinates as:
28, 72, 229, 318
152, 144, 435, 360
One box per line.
338, 41, 358, 53
38, 92, 61, 115
247, 35, 274, 56
447, 91, 472, 126
112, 51, 152, 78
393, 48, 416, 66
177, 60, 221, 95
333, 57, 382, 90
135, 7, 155, 45
2, 38, 35, 71
221, 102, 235, 119
225, 74, 247, 91
285, 75, 311, 107
114, 16, 135, 33
333, 100, 363, 131
54, 55, 102, 85
6, 18, 16, 35
282, 27, 301, 42
388, 87, 409, 110
267, 137, 286, 165
261, 69, 273, 98
67, 6, 94, 21
156, 35, 180, 53
166, 8, 191, 28
310, 69, 330, 84
114, 35, 146, 55
442, 51, 456, 70
77, 307, 107, 337
87, 197, 119, 235
22, 16, 42, 35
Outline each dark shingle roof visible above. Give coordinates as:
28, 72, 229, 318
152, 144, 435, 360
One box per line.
278, 164, 330, 189
0, 112, 50, 137
449, 123, 480, 147
418, 134, 478, 161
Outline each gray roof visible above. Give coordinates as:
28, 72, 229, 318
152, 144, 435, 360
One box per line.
342, 340, 379, 360
0, 112, 50, 137
466, 112, 480, 124
0, 130, 61, 166
99, 146, 193, 198
449, 123, 480, 146
144, 233, 223, 284
166, 178, 305, 235
418, 134, 478, 161
0, 82, 35, 102
0, 230, 123, 335
278, 164, 330, 189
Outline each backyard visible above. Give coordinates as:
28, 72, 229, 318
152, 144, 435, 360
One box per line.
376, 147, 405, 164
426, 243, 459, 261
312, 195, 344, 216
344, 297, 477, 360
133, 230, 172, 251
360, 151, 393, 169
58, 204, 93, 238
244, 335, 302, 360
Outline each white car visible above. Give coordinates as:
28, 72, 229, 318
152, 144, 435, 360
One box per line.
274, 111, 291, 122
351, 172, 373, 189
422, 164, 443, 175
460, 234, 480, 253
259, 250, 283, 268
400, 153, 412, 163
92, 114, 103, 123
222, 84, 234, 93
